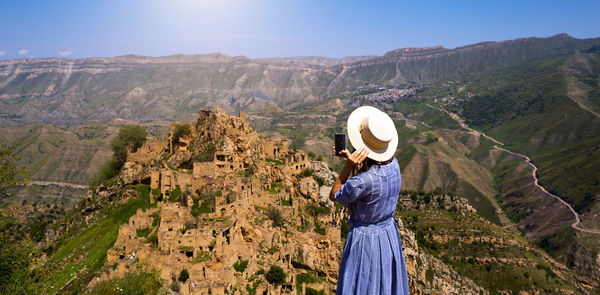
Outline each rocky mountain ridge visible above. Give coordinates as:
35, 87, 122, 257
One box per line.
2, 34, 599, 127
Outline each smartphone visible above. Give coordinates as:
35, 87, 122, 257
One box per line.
335, 133, 346, 156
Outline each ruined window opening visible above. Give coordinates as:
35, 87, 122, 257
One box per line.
168, 228, 173, 232
119, 255, 125, 260
185, 251, 193, 258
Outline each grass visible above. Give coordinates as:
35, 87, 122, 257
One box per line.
87, 270, 162, 295
168, 185, 181, 202
266, 158, 284, 165
44, 184, 154, 293
191, 251, 211, 263
296, 271, 326, 295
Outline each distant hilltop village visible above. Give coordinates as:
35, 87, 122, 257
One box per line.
96, 107, 343, 294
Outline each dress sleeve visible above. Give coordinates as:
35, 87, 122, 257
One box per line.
334, 176, 365, 206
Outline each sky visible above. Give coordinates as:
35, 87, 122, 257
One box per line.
1, 0, 599, 60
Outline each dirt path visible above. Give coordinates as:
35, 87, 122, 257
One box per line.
425, 103, 600, 235
426, 103, 504, 145
27, 181, 88, 190
493, 146, 600, 234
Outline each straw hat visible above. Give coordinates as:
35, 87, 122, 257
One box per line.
347, 106, 398, 162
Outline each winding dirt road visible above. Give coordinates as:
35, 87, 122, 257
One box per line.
26, 181, 88, 190
425, 103, 600, 235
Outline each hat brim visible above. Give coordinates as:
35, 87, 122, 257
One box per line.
347, 106, 398, 162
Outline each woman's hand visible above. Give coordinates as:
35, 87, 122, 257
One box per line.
329, 147, 369, 201
333, 146, 369, 167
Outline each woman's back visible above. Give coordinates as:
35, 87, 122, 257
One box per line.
334, 158, 402, 224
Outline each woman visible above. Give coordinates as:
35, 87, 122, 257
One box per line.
329, 106, 410, 295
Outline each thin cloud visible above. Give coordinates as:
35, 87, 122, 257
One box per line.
18, 49, 29, 55
224, 34, 296, 42
0, 50, 5, 57
59, 48, 76, 56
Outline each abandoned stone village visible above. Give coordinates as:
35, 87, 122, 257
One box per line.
89, 108, 485, 295
93, 108, 344, 294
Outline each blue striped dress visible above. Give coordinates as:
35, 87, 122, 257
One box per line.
334, 158, 410, 295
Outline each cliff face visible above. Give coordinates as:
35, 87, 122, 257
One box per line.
84, 108, 486, 294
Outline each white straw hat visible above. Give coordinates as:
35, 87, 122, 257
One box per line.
347, 106, 398, 162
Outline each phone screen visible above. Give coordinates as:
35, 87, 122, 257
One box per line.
335, 133, 345, 156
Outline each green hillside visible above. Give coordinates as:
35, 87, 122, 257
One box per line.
395, 191, 597, 294
457, 51, 600, 213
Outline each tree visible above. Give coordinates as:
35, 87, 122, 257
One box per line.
178, 268, 189, 283
89, 125, 147, 188
0, 143, 29, 198
0, 233, 41, 293
265, 265, 285, 285
112, 125, 147, 154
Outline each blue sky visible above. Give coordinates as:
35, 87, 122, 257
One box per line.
1, 0, 599, 60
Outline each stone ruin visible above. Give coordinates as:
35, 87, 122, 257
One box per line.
101, 107, 342, 294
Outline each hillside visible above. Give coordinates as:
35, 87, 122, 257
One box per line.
31, 108, 597, 295
0, 121, 170, 206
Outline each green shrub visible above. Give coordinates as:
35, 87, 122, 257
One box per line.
265, 265, 285, 285
314, 220, 326, 235
313, 175, 325, 186
194, 143, 216, 162
89, 125, 147, 188
192, 251, 211, 263
29, 221, 47, 242
298, 168, 313, 178
169, 185, 182, 202
136, 228, 151, 238
305, 287, 324, 295
173, 124, 192, 143
0, 234, 41, 294
178, 268, 189, 283
267, 207, 283, 227
234, 260, 249, 273
305, 204, 330, 216
191, 192, 216, 217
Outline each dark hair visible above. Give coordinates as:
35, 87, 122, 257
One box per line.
355, 157, 390, 174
